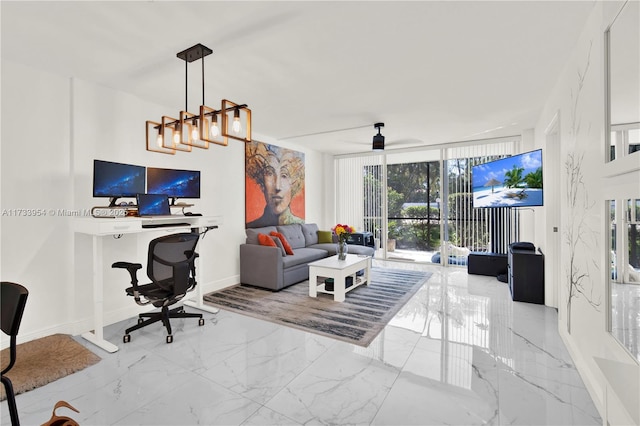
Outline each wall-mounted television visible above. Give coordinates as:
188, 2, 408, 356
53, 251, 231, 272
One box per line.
146, 167, 201, 203
472, 149, 543, 208
93, 160, 146, 206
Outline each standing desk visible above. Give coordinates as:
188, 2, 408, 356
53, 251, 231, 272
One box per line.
73, 215, 221, 353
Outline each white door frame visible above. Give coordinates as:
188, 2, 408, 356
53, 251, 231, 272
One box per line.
544, 111, 561, 308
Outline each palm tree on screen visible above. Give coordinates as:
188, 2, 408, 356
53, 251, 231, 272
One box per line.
524, 167, 543, 188
503, 165, 524, 188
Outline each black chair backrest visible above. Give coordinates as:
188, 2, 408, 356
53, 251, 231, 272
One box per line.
147, 233, 200, 296
1, 281, 29, 337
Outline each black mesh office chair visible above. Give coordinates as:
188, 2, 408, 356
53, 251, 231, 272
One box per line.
112, 232, 205, 344
1, 281, 29, 426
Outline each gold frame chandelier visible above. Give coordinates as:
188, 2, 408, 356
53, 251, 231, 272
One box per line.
146, 43, 252, 154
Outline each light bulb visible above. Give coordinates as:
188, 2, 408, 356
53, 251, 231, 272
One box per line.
173, 128, 181, 145
233, 116, 242, 134
191, 124, 199, 141
156, 133, 163, 147
210, 121, 219, 137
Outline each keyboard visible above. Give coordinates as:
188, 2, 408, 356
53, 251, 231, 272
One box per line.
142, 222, 191, 229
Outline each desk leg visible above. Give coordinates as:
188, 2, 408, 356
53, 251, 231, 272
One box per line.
183, 287, 219, 314
82, 235, 119, 353
183, 246, 219, 314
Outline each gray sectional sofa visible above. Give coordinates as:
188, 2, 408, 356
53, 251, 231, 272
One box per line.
239, 223, 375, 291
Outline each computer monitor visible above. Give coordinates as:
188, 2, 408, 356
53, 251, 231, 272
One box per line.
93, 160, 146, 206
146, 167, 201, 204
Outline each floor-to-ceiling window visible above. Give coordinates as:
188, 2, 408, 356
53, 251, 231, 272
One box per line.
335, 136, 520, 264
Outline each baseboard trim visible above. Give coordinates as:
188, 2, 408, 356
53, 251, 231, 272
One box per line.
201, 274, 239, 294
1, 324, 74, 350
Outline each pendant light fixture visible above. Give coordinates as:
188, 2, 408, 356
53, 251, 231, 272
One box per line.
372, 122, 385, 151
221, 99, 252, 142
146, 43, 252, 154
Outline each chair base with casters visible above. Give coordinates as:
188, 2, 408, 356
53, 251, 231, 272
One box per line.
112, 232, 206, 344
1, 281, 29, 426
124, 305, 205, 344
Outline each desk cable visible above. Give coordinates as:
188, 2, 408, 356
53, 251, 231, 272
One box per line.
200, 225, 218, 239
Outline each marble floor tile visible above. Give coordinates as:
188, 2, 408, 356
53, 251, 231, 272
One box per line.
1, 261, 601, 426
265, 342, 402, 425
200, 325, 334, 405
241, 406, 303, 426
14, 351, 195, 425
497, 365, 600, 426
373, 342, 500, 425
112, 374, 262, 425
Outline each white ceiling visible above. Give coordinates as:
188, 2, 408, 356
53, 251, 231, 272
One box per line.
1, 1, 596, 155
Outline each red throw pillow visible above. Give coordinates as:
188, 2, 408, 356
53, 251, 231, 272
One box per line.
270, 231, 294, 255
258, 233, 277, 248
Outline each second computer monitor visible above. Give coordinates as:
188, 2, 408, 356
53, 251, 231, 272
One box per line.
146, 167, 200, 202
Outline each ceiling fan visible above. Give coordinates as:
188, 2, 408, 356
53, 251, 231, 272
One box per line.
372, 123, 385, 150
349, 124, 425, 151
279, 122, 424, 151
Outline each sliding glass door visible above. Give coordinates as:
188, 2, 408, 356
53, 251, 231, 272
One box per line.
385, 151, 441, 262
335, 137, 520, 264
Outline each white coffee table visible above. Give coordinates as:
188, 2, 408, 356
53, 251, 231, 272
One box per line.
308, 254, 371, 302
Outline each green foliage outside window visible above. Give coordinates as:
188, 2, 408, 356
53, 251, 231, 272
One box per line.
385, 161, 441, 251
387, 188, 404, 218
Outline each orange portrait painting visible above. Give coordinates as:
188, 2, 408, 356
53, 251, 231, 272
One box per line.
245, 141, 305, 228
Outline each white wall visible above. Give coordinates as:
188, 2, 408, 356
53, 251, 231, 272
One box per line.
1, 62, 73, 339
534, 2, 639, 424
1, 59, 327, 345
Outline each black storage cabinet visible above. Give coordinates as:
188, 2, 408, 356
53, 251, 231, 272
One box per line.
467, 252, 508, 277
508, 243, 545, 304
347, 232, 375, 248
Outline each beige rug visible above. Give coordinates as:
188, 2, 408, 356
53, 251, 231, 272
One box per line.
1, 333, 101, 400
204, 267, 431, 347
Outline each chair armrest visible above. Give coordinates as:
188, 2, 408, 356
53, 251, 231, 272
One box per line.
111, 262, 142, 286
112, 262, 142, 270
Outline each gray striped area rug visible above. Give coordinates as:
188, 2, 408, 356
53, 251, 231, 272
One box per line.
203, 268, 431, 347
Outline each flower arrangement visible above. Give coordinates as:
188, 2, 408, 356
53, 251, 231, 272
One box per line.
332, 223, 354, 244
